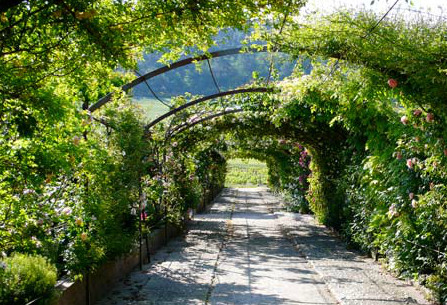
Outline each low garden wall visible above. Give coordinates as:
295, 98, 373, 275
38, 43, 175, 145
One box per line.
56, 223, 183, 305
55, 187, 222, 305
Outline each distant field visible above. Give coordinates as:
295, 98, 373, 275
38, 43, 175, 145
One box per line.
132, 97, 170, 120
225, 158, 268, 188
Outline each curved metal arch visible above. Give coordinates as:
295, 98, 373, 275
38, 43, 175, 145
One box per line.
144, 87, 272, 132
89, 46, 269, 112
169, 108, 244, 138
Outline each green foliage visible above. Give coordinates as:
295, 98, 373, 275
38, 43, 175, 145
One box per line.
274, 10, 447, 302
0, 253, 57, 305
3, 0, 447, 303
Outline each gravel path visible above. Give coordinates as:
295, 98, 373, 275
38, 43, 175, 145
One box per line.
95, 187, 432, 305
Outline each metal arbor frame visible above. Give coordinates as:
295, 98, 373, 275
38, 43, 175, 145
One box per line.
88, 46, 269, 113
143, 87, 272, 132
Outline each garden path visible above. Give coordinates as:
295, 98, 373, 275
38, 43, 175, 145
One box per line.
95, 187, 431, 305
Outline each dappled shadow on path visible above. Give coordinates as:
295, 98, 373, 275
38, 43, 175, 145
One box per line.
95, 187, 429, 305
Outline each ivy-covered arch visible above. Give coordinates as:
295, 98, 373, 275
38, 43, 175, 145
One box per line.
166, 98, 350, 227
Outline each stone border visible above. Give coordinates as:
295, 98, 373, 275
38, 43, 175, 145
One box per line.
55, 186, 223, 305
56, 224, 183, 305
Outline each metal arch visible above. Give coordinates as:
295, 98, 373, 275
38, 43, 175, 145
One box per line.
89, 46, 269, 112
169, 108, 244, 138
144, 87, 272, 132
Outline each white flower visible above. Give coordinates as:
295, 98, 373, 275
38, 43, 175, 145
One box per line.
61, 207, 72, 216
23, 189, 36, 195
411, 199, 418, 209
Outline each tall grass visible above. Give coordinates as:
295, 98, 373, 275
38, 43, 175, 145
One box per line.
225, 158, 268, 188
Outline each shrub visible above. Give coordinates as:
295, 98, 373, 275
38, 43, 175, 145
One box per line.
0, 253, 57, 305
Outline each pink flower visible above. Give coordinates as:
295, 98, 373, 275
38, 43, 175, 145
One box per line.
400, 116, 408, 125
426, 113, 435, 123
396, 152, 402, 160
409, 193, 414, 200
413, 109, 422, 116
80, 232, 88, 241
388, 204, 399, 217
444, 149, 447, 157
406, 159, 413, 169
388, 79, 398, 88
140, 212, 147, 220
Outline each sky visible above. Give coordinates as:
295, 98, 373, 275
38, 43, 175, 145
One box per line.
304, 0, 447, 18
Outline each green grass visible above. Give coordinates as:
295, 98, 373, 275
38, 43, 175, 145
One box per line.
132, 97, 170, 120
225, 158, 268, 188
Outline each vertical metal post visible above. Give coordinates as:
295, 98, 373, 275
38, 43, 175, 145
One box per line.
83, 102, 91, 305
146, 233, 151, 263
85, 271, 90, 305
139, 213, 143, 270
164, 203, 168, 245
138, 183, 143, 271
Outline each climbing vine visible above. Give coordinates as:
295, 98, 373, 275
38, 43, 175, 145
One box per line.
2, 1, 447, 304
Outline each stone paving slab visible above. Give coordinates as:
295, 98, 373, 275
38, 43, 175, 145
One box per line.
95, 187, 432, 305
277, 212, 431, 305
209, 188, 336, 305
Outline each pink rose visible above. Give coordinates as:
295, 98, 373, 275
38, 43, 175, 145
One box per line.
406, 159, 413, 169
388, 204, 399, 217
409, 193, 414, 200
413, 109, 422, 116
400, 116, 408, 125
388, 78, 398, 88
426, 113, 435, 123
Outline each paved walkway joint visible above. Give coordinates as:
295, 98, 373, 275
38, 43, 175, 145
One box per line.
96, 187, 431, 305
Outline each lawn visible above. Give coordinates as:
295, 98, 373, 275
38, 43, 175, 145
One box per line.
225, 158, 268, 188
132, 97, 170, 121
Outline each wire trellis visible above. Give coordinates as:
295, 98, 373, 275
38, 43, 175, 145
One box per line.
134, 70, 171, 108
